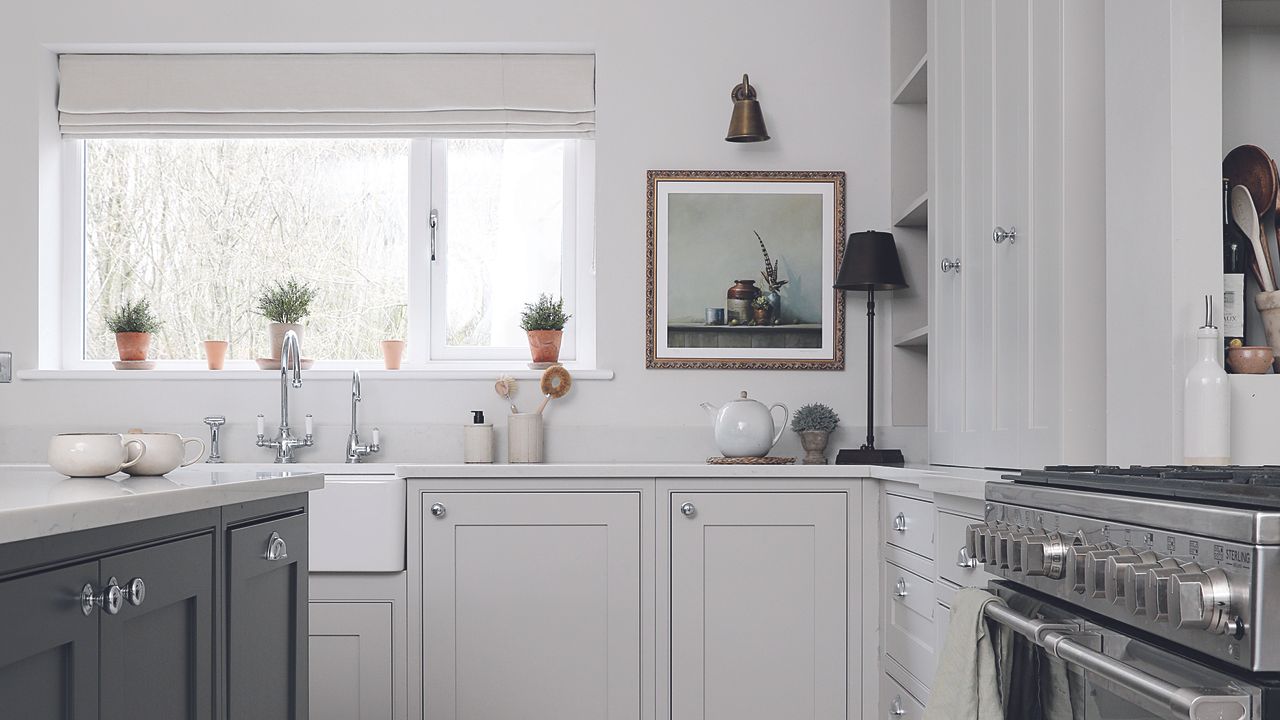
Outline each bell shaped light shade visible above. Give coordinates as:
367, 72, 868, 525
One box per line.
725, 74, 770, 143
833, 231, 908, 291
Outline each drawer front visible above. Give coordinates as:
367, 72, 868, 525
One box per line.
884, 560, 935, 686
936, 511, 998, 589
880, 672, 925, 720
885, 493, 935, 559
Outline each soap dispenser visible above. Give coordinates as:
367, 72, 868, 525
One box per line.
464, 410, 494, 464
1184, 295, 1231, 465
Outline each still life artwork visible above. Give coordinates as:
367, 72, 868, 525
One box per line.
645, 170, 846, 369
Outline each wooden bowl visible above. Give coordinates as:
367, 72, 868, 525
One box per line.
1227, 346, 1274, 374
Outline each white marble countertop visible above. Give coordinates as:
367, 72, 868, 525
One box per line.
396, 462, 1013, 499
0, 464, 324, 544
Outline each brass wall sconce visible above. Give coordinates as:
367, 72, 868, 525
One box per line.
725, 74, 770, 143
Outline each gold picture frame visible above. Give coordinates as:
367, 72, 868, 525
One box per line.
645, 169, 846, 370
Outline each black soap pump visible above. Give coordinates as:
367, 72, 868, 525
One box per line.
464, 410, 494, 463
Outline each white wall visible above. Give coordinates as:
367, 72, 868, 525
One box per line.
0, 0, 917, 463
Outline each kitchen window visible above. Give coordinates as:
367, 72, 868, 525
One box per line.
66, 136, 594, 368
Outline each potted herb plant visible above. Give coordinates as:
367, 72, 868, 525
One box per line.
106, 299, 163, 362
520, 294, 571, 366
791, 403, 840, 465
751, 295, 771, 325
256, 278, 317, 360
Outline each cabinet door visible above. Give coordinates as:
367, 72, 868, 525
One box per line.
100, 533, 215, 720
227, 513, 309, 720
421, 492, 640, 720
670, 492, 847, 720
309, 601, 393, 720
0, 562, 99, 720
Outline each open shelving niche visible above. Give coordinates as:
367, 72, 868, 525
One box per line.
888, 0, 929, 428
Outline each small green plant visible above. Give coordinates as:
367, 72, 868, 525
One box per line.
256, 278, 317, 324
752, 295, 772, 309
106, 299, 163, 334
520, 294, 571, 331
791, 403, 840, 433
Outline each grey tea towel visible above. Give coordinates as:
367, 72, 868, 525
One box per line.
922, 588, 1010, 720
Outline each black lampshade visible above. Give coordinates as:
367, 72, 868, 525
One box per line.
833, 231, 908, 291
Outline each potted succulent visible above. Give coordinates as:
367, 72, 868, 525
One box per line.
106, 299, 163, 362
520, 294, 571, 366
256, 278, 317, 360
791, 403, 840, 465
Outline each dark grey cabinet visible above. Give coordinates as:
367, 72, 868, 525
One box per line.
227, 512, 308, 720
0, 561, 100, 720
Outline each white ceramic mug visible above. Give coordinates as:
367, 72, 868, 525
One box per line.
122, 432, 205, 476
48, 433, 147, 478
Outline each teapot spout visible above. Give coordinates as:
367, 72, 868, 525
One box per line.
699, 402, 719, 416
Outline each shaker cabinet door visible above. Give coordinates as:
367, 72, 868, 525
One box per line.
669, 492, 847, 720
100, 533, 215, 720
0, 562, 100, 720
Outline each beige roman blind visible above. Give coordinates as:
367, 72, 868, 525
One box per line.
58, 53, 596, 138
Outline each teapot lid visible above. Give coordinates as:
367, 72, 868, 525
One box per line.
731, 391, 750, 401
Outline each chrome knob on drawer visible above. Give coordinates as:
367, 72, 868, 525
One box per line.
893, 577, 908, 599
892, 512, 907, 533
117, 576, 146, 607
81, 581, 123, 616
430, 502, 447, 519
680, 502, 697, 518
889, 696, 905, 716
956, 546, 978, 569
264, 532, 289, 561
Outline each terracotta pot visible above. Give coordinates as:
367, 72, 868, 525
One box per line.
115, 332, 152, 362
526, 330, 564, 365
203, 340, 229, 370
267, 322, 303, 360
799, 430, 830, 465
752, 307, 769, 324
381, 340, 406, 370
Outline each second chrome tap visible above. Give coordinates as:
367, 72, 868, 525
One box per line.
346, 369, 381, 463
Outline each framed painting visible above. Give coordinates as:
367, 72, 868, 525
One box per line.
645, 170, 846, 369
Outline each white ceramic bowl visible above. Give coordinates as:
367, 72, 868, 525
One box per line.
48, 433, 146, 478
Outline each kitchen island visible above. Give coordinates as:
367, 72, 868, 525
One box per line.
0, 465, 322, 720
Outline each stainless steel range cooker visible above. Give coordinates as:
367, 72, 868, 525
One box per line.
965, 465, 1280, 720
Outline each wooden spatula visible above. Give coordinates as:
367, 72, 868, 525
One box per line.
1233, 184, 1276, 292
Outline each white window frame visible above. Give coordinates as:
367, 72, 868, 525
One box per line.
57, 137, 597, 371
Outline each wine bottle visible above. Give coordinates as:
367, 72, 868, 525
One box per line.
1223, 177, 1247, 350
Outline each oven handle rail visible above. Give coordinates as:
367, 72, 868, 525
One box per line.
983, 602, 1252, 720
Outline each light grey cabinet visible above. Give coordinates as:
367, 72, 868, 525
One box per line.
668, 492, 847, 720
309, 601, 393, 720
419, 492, 641, 720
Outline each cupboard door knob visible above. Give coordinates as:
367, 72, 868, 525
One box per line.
940, 258, 961, 273
121, 577, 146, 606
680, 502, 696, 518
264, 532, 288, 561
894, 577, 908, 598
81, 581, 123, 616
993, 226, 1017, 244
889, 696, 905, 716
893, 512, 907, 532
957, 547, 978, 569
430, 502, 447, 518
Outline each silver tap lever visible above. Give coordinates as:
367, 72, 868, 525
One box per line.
346, 369, 381, 463
203, 416, 226, 463
255, 330, 314, 463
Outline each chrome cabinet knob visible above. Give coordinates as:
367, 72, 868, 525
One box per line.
940, 257, 961, 273
120, 577, 145, 606
680, 502, 697, 518
956, 546, 978, 569
1169, 567, 1234, 633
264, 532, 288, 561
889, 696, 905, 716
993, 226, 1018, 244
430, 502, 447, 519
81, 581, 123, 616
892, 512, 907, 533
893, 577, 908, 599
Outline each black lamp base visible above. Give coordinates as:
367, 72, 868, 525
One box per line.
835, 448, 905, 466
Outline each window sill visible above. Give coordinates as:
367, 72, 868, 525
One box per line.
16, 366, 615, 381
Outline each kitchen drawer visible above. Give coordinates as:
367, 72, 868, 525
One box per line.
884, 560, 935, 686
885, 493, 935, 560
936, 511, 999, 589
880, 672, 925, 720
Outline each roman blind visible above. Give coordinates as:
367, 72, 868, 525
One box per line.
57, 53, 596, 138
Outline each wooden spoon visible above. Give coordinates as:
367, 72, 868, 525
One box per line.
1232, 185, 1275, 291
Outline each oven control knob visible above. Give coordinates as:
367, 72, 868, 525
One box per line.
1146, 562, 1199, 622
1005, 531, 1032, 572
1021, 534, 1067, 579
1168, 567, 1234, 633
1084, 547, 1134, 599
1103, 550, 1157, 605
994, 529, 1021, 570
1064, 545, 1101, 594
1122, 558, 1180, 615
977, 525, 1000, 565
965, 524, 987, 564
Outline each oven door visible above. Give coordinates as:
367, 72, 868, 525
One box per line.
989, 583, 1261, 720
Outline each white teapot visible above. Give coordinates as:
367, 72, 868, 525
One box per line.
700, 391, 790, 458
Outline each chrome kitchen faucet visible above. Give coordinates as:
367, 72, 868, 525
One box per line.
256, 330, 313, 463
346, 369, 381, 463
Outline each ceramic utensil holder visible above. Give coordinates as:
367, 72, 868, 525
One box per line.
1256, 290, 1280, 371
508, 413, 544, 463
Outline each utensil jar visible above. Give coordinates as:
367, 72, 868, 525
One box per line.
508, 413, 544, 463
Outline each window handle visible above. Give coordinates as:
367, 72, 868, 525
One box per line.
429, 209, 438, 261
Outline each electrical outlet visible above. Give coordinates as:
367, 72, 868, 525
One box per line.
0, 352, 11, 383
